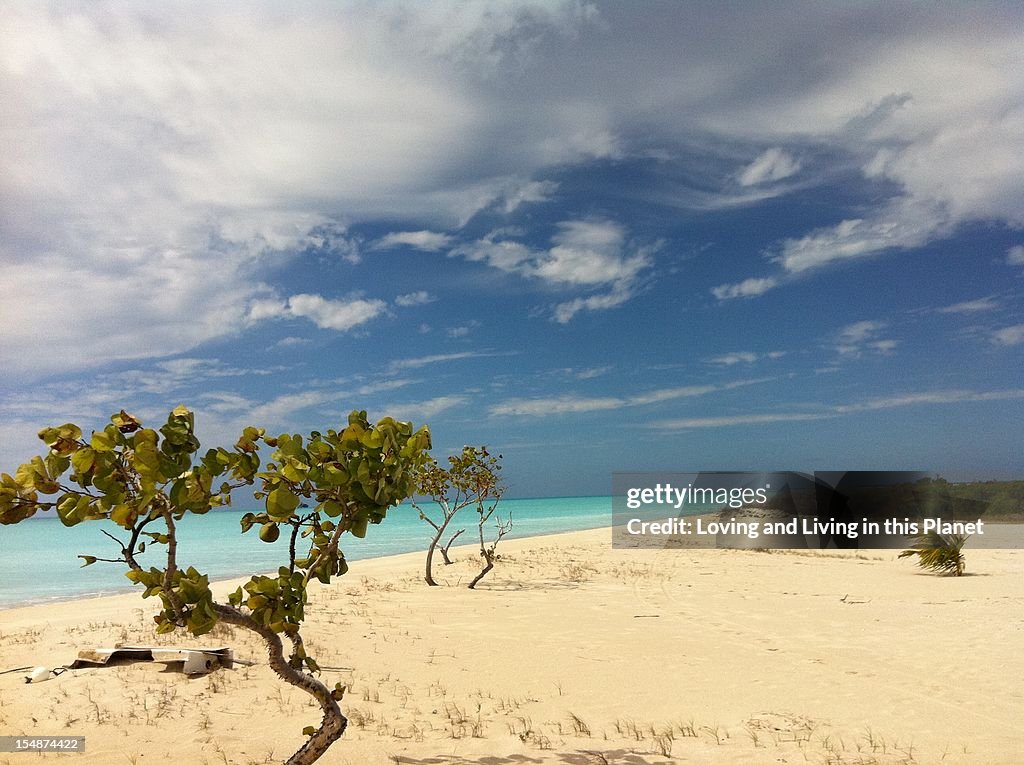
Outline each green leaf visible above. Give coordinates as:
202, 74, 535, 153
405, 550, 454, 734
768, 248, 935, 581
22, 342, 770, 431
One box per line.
55, 494, 86, 527
359, 428, 384, 449
281, 460, 307, 483
79, 555, 97, 567
155, 620, 176, 635
302, 726, 316, 737
321, 500, 344, 517
71, 446, 96, 475
267, 487, 300, 520
111, 503, 136, 528
91, 429, 116, 452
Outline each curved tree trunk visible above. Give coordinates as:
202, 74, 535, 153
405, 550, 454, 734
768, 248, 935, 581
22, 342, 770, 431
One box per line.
440, 527, 465, 565
213, 604, 347, 765
467, 558, 493, 589
425, 532, 440, 586
425, 513, 459, 585
468, 508, 510, 590
468, 521, 493, 590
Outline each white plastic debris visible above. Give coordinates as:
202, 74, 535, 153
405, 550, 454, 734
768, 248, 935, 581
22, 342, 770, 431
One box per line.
26, 667, 55, 683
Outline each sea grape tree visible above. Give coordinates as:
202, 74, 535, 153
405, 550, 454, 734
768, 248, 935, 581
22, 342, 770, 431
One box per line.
412, 452, 475, 587
0, 406, 431, 765
462, 447, 510, 589
413, 445, 508, 588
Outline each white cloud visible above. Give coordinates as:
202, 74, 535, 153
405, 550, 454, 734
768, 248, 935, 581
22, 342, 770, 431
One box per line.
6, 2, 1024, 366
833, 320, 897, 357
0, 355, 305, 468
571, 366, 613, 380
395, 291, 437, 307
0, 358, 279, 427
248, 294, 387, 332
148, 358, 281, 383
0, 420, 56, 472
649, 387, 1024, 429
711, 277, 778, 301
457, 220, 648, 287
694, 20, 1024, 295
552, 287, 634, 323
199, 392, 255, 414
374, 231, 454, 252
1008, 245, 1024, 266
500, 179, 559, 213
272, 336, 313, 348
0, 250, 263, 377
455, 238, 535, 272
737, 148, 801, 186
630, 385, 717, 406
355, 379, 415, 396
539, 221, 648, 286
650, 412, 830, 430
288, 294, 387, 331
937, 297, 999, 314
992, 324, 1024, 347
376, 395, 469, 422
490, 379, 765, 417
711, 352, 758, 365
837, 320, 886, 345
835, 388, 1024, 412
708, 351, 786, 366
776, 198, 948, 274
247, 298, 289, 322
246, 391, 337, 425
454, 219, 655, 322
387, 351, 500, 372
491, 395, 623, 417
0, 3, 600, 375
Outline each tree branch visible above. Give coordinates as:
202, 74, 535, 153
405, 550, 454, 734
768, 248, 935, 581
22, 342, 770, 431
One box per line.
213, 604, 346, 765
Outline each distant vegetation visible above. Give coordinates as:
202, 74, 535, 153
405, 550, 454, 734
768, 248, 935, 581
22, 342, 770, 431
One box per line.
757, 477, 1024, 523
942, 479, 1024, 521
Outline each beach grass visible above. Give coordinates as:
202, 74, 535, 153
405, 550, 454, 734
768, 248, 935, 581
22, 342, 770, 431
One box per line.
1, 527, 1021, 764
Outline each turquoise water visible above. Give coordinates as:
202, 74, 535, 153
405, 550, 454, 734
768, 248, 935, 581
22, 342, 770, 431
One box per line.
0, 496, 610, 608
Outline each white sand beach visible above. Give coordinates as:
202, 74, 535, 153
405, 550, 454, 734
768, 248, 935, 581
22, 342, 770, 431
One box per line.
1, 527, 1022, 764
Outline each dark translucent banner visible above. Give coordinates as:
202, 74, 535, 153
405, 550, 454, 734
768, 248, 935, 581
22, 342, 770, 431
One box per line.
612, 472, 1023, 549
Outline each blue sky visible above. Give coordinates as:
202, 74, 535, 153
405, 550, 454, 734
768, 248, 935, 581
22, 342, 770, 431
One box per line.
2, 2, 1023, 497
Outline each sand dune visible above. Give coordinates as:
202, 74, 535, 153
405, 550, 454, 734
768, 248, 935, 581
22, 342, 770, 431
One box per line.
1, 527, 1021, 764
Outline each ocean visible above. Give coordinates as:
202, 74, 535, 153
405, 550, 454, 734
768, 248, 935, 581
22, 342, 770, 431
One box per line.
0, 496, 611, 608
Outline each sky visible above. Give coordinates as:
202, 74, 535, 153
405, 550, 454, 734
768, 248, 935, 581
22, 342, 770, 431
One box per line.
2, 1, 1023, 498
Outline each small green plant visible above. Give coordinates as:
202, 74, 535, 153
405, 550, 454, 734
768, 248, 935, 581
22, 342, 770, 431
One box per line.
899, 532, 968, 576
